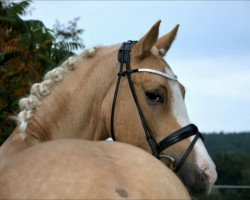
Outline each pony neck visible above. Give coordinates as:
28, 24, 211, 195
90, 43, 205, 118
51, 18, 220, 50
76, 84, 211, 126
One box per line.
23, 46, 118, 144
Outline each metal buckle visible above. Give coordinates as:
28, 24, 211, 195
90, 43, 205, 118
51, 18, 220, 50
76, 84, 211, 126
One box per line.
159, 154, 175, 171
118, 41, 137, 63
118, 69, 139, 77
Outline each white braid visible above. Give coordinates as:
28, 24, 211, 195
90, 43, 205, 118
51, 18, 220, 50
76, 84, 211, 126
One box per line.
19, 95, 39, 111
81, 47, 96, 58
159, 48, 167, 57
15, 48, 96, 140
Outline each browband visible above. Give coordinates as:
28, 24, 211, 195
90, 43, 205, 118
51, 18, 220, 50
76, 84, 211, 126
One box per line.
118, 68, 177, 81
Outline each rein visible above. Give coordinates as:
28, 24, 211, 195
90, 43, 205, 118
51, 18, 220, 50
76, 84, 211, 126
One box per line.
111, 41, 204, 173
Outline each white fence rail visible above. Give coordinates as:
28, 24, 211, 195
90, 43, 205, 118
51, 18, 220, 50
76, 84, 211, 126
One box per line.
213, 185, 250, 189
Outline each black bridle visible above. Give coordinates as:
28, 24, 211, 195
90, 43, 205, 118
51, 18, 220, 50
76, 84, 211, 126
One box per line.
111, 41, 204, 173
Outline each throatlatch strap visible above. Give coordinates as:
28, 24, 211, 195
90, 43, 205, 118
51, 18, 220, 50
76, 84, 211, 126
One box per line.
110, 73, 122, 140
111, 41, 137, 141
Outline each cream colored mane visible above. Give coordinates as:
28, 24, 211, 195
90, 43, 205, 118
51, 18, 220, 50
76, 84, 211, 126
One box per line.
14, 48, 97, 140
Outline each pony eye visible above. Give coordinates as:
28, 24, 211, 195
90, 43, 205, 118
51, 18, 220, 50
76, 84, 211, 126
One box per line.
145, 91, 164, 104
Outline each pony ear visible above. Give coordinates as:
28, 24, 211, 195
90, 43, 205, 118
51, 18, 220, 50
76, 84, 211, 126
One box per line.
134, 20, 161, 58
156, 24, 179, 56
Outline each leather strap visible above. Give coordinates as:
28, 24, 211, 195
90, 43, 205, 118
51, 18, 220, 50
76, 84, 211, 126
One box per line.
110, 41, 204, 172
111, 41, 138, 141
174, 133, 201, 173
157, 124, 203, 152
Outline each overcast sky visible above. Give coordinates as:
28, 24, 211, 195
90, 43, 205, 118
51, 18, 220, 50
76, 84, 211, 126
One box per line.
23, 1, 250, 133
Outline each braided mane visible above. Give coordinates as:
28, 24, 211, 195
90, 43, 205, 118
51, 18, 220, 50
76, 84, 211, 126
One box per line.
13, 48, 96, 140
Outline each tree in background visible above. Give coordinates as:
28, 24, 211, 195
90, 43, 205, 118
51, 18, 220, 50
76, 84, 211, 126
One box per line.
202, 134, 250, 200
213, 152, 250, 200
0, 0, 84, 145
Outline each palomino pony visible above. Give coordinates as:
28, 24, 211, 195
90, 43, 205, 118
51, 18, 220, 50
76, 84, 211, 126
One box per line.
0, 140, 190, 199
0, 20, 217, 198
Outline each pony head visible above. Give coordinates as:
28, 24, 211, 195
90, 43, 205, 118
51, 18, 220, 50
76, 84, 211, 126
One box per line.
104, 21, 217, 197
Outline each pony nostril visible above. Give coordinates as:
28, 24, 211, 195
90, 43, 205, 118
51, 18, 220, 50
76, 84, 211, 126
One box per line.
199, 162, 217, 187
202, 167, 212, 182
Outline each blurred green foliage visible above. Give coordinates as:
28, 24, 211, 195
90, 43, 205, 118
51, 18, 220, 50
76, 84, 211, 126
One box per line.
201, 134, 250, 200
204, 132, 250, 157
0, 0, 84, 144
